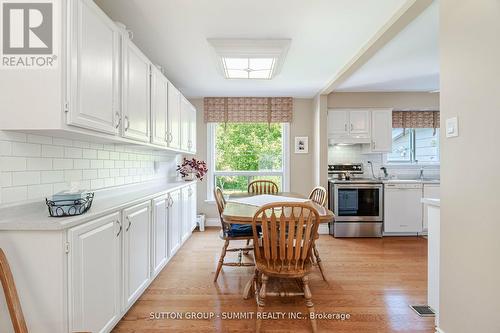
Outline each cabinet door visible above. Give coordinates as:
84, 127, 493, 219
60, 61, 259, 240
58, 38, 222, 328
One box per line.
328, 110, 349, 137
423, 185, 440, 231
189, 103, 197, 153
68, 212, 121, 333
123, 201, 151, 308
152, 196, 168, 277
190, 184, 197, 230
151, 67, 168, 146
167, 83, 181, 149
349, 110, 371, 138
180, 96, 191, 151
371, 109, 393, 152
123, 41, 150, 142
67, 0, 120, 135
168, 190, 182, 255
181, 187, 190, 242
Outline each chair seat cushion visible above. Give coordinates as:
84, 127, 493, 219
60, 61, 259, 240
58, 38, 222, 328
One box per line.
228, 224, 256, 237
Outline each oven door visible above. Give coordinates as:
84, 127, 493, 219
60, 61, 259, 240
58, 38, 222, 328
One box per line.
333, 183, 383, 221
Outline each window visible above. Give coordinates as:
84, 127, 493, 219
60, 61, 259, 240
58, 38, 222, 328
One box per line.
387, 128, 440, 164
207, 123, 289, 198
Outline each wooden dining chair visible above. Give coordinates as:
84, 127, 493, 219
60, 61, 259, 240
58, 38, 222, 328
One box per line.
213, 187, 254, 282
308, 186, 328, 281
247, 180, 278, 195
251, 203, 320, 333
0, 248, 28, 333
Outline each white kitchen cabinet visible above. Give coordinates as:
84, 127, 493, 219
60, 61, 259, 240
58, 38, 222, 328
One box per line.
328, 110, 349, 138
168, 189, 182, 256
167, 83, 182, 150
180, 96, 197, 154
423, 184, 440, 231
122, 40, 151, 142
150, 66, 168, 146
189, 184, 197, 230
123, 201, 151, 308
384, 183, 423, 234
348, 110, 371, 139
68, 212, 121, 333
328, 109, 370, 143
152, 195, 169, 277
181, 186, 191, 242
370, 109, 393, 152
180, 96, 191, 152
67, 0, 121, 135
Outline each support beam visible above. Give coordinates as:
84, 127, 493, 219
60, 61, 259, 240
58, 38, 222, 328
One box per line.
320, 0, 433, 95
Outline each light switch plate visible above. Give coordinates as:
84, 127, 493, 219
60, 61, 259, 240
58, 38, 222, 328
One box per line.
446, 117, 459, 138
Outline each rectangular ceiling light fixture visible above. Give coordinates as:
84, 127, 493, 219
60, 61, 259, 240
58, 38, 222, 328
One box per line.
208, 39, 290, 80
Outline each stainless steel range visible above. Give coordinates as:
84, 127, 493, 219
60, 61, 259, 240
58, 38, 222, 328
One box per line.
328, 163, 383, 237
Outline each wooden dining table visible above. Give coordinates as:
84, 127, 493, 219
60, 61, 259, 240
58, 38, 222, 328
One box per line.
221, 192, 334, 299
222, 192, 334, 225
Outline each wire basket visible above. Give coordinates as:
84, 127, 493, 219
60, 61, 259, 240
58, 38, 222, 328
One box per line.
45, 192, 94, 217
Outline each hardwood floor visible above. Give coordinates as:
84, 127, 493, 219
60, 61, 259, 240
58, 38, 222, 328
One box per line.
113, 228, 434, 333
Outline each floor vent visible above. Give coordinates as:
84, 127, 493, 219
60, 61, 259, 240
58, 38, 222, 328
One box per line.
409, 305, 435, 317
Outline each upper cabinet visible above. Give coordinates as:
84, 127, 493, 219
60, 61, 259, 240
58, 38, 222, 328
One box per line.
180, 96, 197, 154
328, 109, 371, 143
67, 0, 121, 135
167, 83, 182, 150
328, 108, 392, 150
122, 41, 151, 142
151, 66, 168, 146
370, 109, 392, 152
0, 0, 197, 154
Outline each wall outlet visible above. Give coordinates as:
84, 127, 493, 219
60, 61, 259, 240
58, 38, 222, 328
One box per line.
446, 117, 459, 138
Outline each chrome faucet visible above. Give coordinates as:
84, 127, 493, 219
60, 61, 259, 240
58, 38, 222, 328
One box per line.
419, 167, 425, 180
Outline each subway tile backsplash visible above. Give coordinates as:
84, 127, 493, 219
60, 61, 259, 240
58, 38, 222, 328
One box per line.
328, 144, 440, 179
0, 130, 178, 205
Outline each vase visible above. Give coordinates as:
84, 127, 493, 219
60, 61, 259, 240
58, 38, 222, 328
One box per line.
183, 172, 195, 181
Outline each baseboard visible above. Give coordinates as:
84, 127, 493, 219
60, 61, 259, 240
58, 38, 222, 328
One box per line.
435, 327, 445, 333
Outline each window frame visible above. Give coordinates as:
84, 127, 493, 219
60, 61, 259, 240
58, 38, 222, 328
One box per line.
206, 122, 290, 202
385, 128, 440, 165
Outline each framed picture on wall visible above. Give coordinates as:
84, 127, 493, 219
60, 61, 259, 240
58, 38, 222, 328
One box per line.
294, 136, 309, 154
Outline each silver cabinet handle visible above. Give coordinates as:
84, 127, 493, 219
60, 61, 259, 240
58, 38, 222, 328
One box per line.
372, 141, 376, 150
165, 131, 169, 142
116, 220, 122, 237
167, 132, 173, 143
350, 123, 354, 131
115, 112, 121, 129
124, 116, 130, 131
344, 123, 347, 131
125, 216, 132, 231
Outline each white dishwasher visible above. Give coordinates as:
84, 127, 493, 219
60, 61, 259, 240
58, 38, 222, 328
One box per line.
384, 182, 423, 235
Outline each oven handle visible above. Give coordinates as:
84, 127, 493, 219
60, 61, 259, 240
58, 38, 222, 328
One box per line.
333, 184, 383, 189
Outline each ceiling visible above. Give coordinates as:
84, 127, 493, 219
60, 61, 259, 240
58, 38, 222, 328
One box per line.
335, 1, 439, 92
95, 0, 409, 98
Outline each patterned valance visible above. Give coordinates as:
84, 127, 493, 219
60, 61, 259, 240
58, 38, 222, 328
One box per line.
204, 97, 293, 123
392, 111, 440, 128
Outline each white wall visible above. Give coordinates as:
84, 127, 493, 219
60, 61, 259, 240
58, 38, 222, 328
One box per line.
0, 130, 177, 205
439, 1, 500, 332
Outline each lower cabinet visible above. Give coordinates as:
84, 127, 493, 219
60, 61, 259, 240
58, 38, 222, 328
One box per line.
11, 183, 199, 333
68, 212, 121, 333
152, 195, 169, 277
168, 189, 182, 256
123, 201, 151, 309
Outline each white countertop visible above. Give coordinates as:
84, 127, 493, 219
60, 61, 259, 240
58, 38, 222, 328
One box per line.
383, 179, 440, 185
422, 198, 441, 207
0, 180, 196, 231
